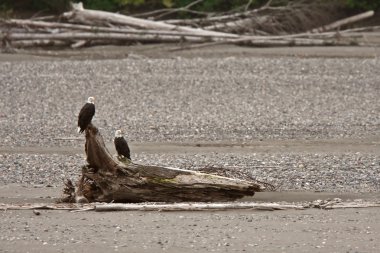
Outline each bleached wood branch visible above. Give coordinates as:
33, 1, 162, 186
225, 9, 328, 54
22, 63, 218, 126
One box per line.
8, 40, 70, 48
170, 23, 380, 51
340, 25, 380, 33
310, 10, 374, 33
5, 19, 237, 39
62, 4, 238, 38
95, 202, 305, 211
169, 35, 356, 51
323, 202, 380, 209
203, 17, 262, 31
2, 4, 379, 50
2, 200, 380, 212
309, 198, 380, 209
0, 203, 94, 211
1, 32, 212, 43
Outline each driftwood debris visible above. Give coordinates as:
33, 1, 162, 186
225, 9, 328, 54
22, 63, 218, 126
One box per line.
1, 1, 379, 50
62, 2, 237, 38
309, 10, 374, 33
60, 124, 266, 203
2, 199, 380, 212
94, 202, 305, 211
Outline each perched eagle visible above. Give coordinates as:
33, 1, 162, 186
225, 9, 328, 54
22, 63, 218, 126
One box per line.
77, 97, 95, 133
114, 129, 131, 160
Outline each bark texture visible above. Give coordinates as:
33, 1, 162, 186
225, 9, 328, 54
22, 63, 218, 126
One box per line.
63, 124, 263, 203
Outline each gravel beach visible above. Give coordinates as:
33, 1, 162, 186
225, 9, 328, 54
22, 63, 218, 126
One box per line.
0, 45, 380, 252
0, 45, 379, 192
1, 52, 380, 146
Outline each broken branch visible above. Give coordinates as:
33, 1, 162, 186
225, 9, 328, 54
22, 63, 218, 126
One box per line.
310, 10, 375, 33
95, 202, 305, 211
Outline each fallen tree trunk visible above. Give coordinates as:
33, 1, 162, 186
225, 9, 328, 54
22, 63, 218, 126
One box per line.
62, 2, 238, 38
61, 124, 264, 203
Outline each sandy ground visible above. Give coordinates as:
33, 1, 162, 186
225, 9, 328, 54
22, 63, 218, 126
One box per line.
1, 204, 380, 253
3, 44, 380, 61
1, 184, 380, 253
1, 44, 380, 252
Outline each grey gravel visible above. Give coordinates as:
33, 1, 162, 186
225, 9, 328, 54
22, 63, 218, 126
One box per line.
136, 152, 380, 193
0, 55, 380, 194
0, 154, 83, 186
1, 152, 379, 192
0, 57, 379, 147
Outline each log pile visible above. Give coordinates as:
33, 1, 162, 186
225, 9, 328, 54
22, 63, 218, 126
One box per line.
1, 1, 379, 50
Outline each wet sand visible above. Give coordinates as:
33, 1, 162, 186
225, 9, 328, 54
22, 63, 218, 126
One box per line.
1, 184, 380, 253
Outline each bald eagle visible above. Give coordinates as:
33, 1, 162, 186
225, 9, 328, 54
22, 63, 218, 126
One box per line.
77, 97, 95, 133
114, 130, 131, 160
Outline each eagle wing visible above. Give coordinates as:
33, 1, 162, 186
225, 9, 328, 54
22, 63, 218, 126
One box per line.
78, 103, 95, 132
114, 137, 131, 160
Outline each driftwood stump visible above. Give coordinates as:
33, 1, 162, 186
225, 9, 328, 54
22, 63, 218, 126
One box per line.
62, 124, 264, 203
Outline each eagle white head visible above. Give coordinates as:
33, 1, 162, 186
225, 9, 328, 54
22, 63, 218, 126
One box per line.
87, 97, 95, 104
115, 129, 124, 138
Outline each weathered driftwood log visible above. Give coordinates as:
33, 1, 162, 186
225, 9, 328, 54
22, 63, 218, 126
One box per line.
3, 200, 380, 212
7, 39, 70, 48
62, 2, 238, 38
1, 32, 212, 43
169, 36, 357, 52
164, 1, 350, 35
310, 10, 374, 33
94, 202, 305, 212
63, 124, 264, 203
5, 19, 238, 39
